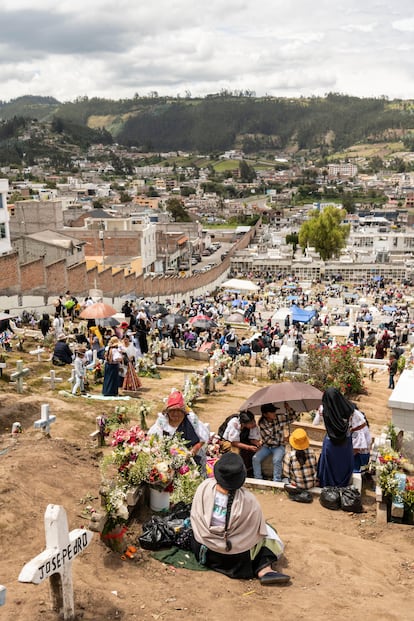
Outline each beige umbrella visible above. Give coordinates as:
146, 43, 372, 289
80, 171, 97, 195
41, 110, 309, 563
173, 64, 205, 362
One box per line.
240, 382, 323, 416
79, 302, 117, 319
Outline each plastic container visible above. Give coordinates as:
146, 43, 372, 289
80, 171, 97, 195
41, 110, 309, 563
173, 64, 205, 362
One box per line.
149, 488, 170, 512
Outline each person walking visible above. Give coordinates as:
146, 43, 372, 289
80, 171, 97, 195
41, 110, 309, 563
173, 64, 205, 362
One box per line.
388, 353, 398, 389
72, 349, 87, 395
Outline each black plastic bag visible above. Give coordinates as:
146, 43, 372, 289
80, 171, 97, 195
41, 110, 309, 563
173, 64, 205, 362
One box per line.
340, 485, 363, 513
319, 486, 341, 510
138, 516, 176, 550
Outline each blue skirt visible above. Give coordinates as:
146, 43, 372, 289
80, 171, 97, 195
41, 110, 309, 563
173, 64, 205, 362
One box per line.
317, 435, 354, 488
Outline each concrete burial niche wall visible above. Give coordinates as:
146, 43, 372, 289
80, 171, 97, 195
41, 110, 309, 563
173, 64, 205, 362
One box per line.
388, 368, 414, 460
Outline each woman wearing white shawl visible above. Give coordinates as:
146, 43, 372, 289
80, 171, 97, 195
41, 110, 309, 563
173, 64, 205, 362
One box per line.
190, 453, 290, 585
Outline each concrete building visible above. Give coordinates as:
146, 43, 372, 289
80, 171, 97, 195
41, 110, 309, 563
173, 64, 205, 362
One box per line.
0, 179, 12, 256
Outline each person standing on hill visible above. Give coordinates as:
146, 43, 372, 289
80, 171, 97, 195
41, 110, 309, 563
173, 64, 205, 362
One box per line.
388, 353, 398, 389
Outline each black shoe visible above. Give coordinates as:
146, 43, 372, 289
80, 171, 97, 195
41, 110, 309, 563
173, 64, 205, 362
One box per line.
290, 491, 313, 503
284, 483, 302, 496
260, 571, 291, 586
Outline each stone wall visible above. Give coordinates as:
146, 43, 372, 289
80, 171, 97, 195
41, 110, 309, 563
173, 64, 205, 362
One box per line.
0, 222, 259, 300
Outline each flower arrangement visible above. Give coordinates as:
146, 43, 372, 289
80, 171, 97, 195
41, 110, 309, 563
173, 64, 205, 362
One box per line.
137, 400, 151, 430
183, 373, 201, 407
136, 354, 161, 378
376, 446, 408, 498
102, 424, 202, 501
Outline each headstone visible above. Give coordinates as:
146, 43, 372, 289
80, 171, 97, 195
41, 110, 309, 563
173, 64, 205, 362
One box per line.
42, 370, 63, 390
18, 504, 93, 621
10, 360, 30, 394
391, 472, 407, 519
34, 404, 56, 435
388, 368, 414, 460
29, 347, 45, 362
11, 422, 22, 436
0, 585, 5, 606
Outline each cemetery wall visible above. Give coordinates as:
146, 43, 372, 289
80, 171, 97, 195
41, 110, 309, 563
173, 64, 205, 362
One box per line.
0, 223, 258, 301
0, 251, 20, 294
20, 259, 46, 293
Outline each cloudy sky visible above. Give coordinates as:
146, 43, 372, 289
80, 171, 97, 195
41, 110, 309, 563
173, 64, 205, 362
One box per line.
1, 0, 414, 102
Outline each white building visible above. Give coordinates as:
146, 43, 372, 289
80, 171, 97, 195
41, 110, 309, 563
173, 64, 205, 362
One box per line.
0, 179, 12, 255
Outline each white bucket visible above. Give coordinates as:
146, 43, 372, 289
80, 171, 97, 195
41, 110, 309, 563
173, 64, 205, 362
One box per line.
149, 488, 170, 512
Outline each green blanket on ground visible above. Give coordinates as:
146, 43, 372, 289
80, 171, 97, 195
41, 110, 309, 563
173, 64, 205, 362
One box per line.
151, 547, 209, 571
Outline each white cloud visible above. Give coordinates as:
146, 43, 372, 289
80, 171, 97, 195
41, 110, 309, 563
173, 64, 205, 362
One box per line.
0, 1, 413, 102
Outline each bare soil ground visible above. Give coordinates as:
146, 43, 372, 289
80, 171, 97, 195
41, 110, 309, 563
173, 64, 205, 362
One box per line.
0, 343, 412, 621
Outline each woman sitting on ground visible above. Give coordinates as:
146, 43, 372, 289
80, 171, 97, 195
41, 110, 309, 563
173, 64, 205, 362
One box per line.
190, 452, 290, 585
218, 410, 261, 475
317, 387, 354, 488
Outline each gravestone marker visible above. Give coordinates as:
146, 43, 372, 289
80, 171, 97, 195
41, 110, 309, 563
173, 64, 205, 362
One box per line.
34, 404, 56, 435
10, 359, 30, 394
29, 347, 45, 362
18, 504, 93, 621
42, 369, 63, 390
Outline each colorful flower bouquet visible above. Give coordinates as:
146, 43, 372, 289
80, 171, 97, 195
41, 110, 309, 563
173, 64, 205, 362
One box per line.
102, 424, 202, 513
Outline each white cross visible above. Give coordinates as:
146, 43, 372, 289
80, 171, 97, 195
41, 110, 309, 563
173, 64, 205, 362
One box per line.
29, 347, 45, 362
0, 585, 5, 606
42, 369, 63, 390
34, 404, 56, 434
18, 504, 93, 621
10, 360, 30, 394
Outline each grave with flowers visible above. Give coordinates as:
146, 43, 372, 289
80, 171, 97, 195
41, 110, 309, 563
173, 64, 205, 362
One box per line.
373, 426, 414, 525
92, 424, 203, 553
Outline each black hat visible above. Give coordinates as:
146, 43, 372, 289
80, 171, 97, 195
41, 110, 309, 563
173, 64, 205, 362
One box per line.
214, 453, 246, 491
261, 403, 279, 414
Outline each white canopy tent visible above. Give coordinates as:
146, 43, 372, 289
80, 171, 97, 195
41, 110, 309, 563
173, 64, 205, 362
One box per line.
220, 278, 259, 292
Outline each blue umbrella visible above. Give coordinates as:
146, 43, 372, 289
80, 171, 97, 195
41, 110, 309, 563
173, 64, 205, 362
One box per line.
232, 299, 242, 307
383, 305, 397, 312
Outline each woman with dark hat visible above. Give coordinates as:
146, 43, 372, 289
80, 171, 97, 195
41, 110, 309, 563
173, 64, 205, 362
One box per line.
190, 453, 290, 585
317, 387, 354, 488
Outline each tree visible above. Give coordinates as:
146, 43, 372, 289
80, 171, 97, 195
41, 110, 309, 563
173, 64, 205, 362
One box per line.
298, 206, 350, 261
165, 197, 191, 222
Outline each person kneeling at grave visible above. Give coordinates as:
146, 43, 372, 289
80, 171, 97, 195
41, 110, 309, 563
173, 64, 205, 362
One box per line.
190, 452, 290, 585
52, 333, 73, 366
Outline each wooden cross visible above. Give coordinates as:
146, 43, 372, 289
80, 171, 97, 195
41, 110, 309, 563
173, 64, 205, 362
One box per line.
29, 347, 45, 362
0, 585, 5, 606
34, 404, 56, 435
10, 359, 30, 394
18, 504, 93, 621
42, 369, 63, 390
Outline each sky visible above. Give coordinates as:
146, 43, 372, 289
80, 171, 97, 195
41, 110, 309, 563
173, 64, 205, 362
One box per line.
1, 0, 414, 103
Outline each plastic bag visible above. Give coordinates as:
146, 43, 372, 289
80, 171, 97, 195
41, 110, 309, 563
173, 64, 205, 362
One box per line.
138, 516, 176, 550
340, 485, 363, 513
319, 486, 341, 510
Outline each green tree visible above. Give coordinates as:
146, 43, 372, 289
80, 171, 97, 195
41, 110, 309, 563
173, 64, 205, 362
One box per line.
298, 206, 350, 260
165, 197, 191, 222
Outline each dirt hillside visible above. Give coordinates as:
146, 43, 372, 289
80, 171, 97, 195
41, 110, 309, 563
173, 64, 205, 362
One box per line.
0, 345, 412, 621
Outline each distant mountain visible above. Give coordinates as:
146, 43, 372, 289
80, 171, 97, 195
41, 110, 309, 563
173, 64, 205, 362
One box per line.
1, 93, 414, 155
0, 95, 61, 121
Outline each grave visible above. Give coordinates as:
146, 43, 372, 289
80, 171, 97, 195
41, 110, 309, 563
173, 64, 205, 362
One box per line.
29, 347, 46, 362
10, 359, 30, 394
42, 369, 64, 390
34, 404, 56, 435
388, 368, 414, 460
19, 504, 93, 621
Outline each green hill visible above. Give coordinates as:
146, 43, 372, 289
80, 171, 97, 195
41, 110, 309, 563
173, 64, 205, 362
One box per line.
1, 93, 414, 155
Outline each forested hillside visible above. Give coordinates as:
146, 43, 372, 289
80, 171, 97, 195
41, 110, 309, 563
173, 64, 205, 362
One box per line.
1, 93, 414, 155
